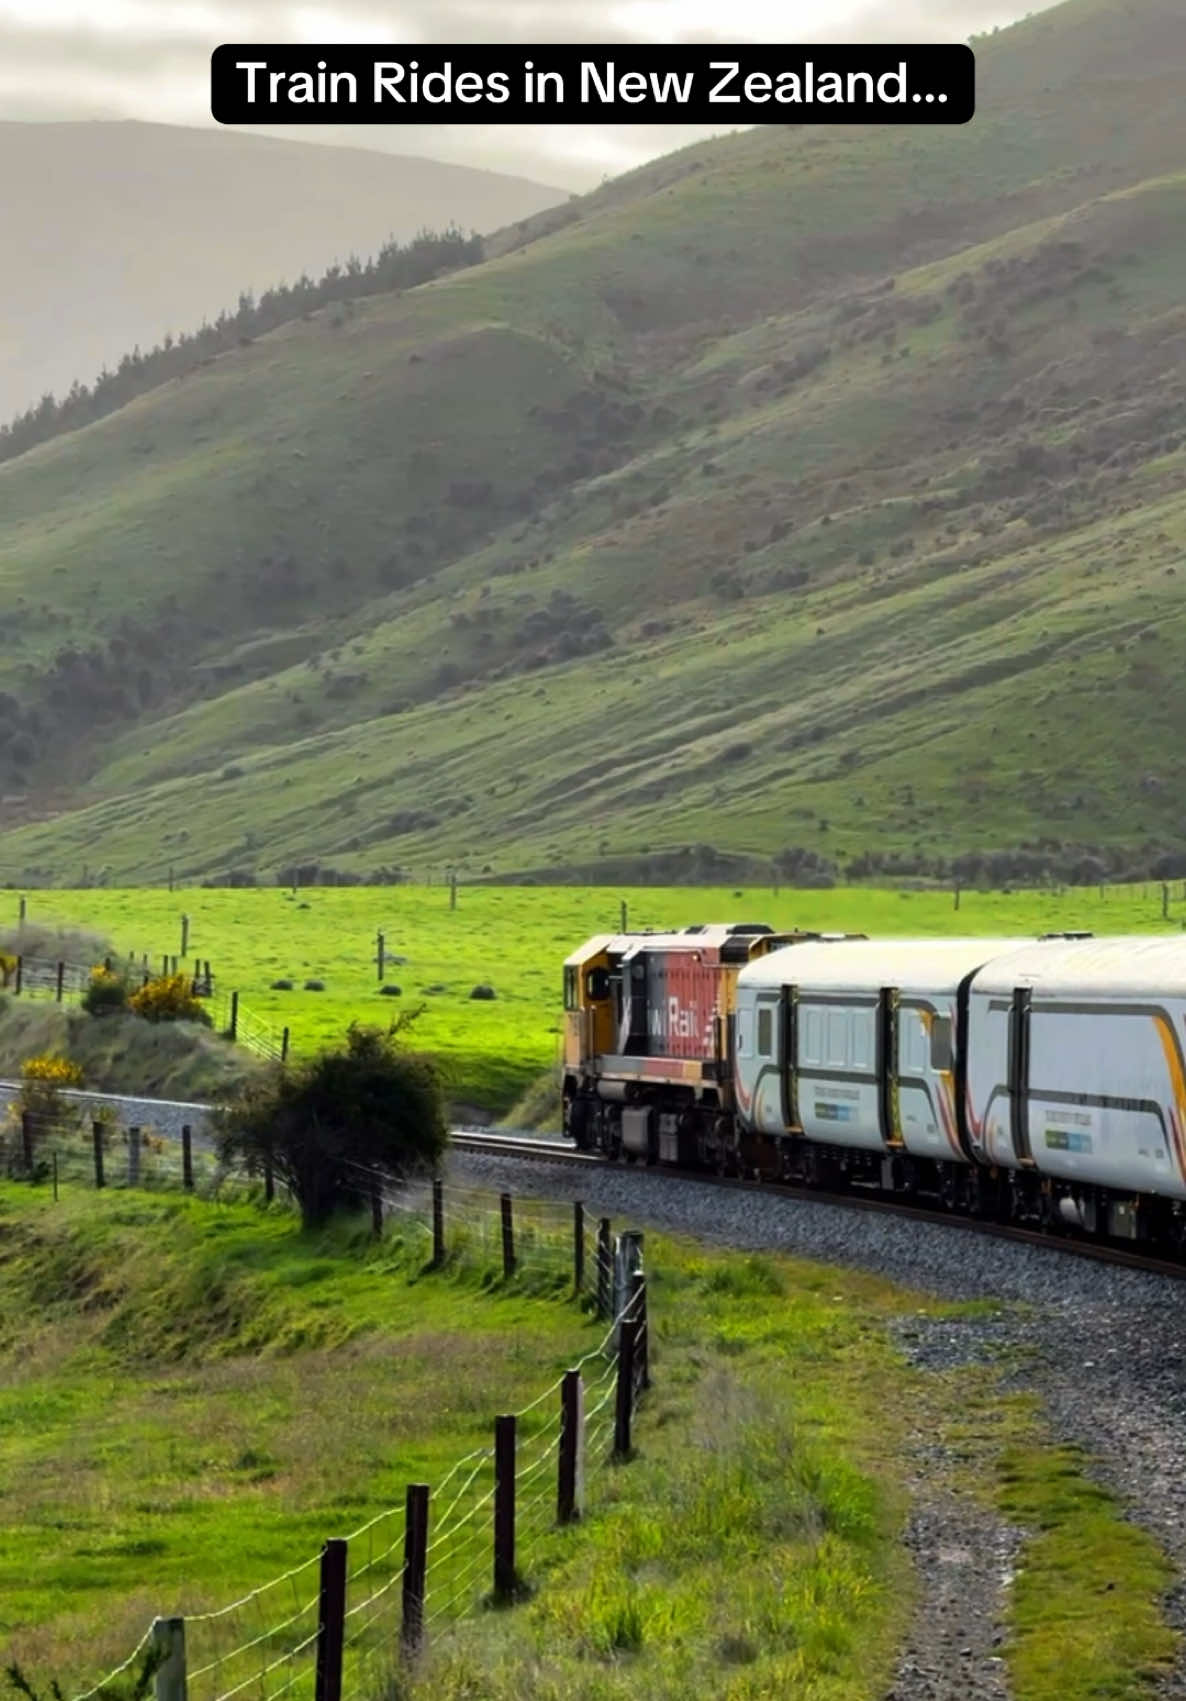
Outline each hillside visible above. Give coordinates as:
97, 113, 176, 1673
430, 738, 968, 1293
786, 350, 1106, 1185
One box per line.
0, 122, 565, 421
1, 0, 1185, 886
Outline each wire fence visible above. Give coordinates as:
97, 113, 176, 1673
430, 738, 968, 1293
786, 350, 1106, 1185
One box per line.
0, 944, 292, 1065
15, 1114, 651, 1701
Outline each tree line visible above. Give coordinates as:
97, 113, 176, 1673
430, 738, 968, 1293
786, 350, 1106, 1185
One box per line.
0, 226, 484, 466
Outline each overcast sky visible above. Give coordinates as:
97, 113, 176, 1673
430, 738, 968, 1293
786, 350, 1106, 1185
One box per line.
2, 0, 1050, 187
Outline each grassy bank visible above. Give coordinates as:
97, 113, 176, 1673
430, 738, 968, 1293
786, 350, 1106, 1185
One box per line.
1, 1178, 1178, 1700
5, 880, 1186, 1111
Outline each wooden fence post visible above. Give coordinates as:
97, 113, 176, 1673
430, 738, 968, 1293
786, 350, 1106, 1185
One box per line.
128, 1127, 141, 1187
500, 1192, 515, 1279
229, 990, 239, 1040
596, 1217, 612, 1319
151, 1616, 186, 1701
620, 900, 628, 933
182, 1126, 194, 1192
400, 1484, 430, 1656
432, 1178, 445, 1266
558, 1369, 584, 1525
92, 1120, 105, 1189
614, 1319, 638, 1459
573, 1201, 585, 1293
376, 931, 385, 982
281, 1026, 290, 1064
494, 1415, 516, 1599
18, 896, 25, 924
14, 955, 21, 995
180, 914, 190, 957
630, 1270, 649, 1392
55, 961, 64, 1002
20, 1112, 33, 1173
313, 1537, 347, 1701
264, 1158, 275, 1203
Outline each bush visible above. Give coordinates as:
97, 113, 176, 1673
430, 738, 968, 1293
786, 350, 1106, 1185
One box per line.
469, 984, 496, 1000
17, 1053, 85, 1134
271, 978, 294, 990
128, 973, 211, 1026
380, 984, 402, 997
304, 979, 325, 992
82, 964, 130, 1017
214, 1018, 447, 1228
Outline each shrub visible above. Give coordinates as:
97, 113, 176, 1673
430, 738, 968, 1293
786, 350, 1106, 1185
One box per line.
380, 984, 402, 997
271, 978, 294, 990
17, 1053, 85, 1134
82, 964, 130, 1016
304, 979, 325, 992
469, 984, 496, 1000
0, 950, 16, 989
128, 973, 211, 1026
214, 1018, 447, 1228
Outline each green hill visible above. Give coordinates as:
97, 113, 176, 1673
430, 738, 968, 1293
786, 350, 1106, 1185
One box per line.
2, 0, 1185, 886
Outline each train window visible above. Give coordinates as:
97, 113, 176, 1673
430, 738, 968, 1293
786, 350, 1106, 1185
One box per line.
851, 1012, 872, 1070
930, 1016, 953, 1072
826, 1009, 848, 1066
803, 1007, 822, 1063
564, 966, 578, 1010
585, 967, 610, 1001
757, 1008, 773, 1057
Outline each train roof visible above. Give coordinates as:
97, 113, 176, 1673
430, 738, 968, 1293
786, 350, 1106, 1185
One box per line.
564, 924, 775, 966
970, 934, 1186, 998
738, 936, 1035, 993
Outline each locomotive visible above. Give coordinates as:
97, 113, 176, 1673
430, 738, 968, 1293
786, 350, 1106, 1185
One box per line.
560, 925, 1186, 1250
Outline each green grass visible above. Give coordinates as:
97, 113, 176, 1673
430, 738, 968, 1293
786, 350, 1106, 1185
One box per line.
0, 1181, 1179, 1701
1, 1, 1185, 879
5, 878, 1186, 1111
1000, 1444, 1178, 1699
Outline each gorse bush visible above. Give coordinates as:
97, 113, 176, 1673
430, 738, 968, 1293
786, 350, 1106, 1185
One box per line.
17, 1053, 85, 1134
128, 973, 211, 1026
0, 951, 16, 988
81, 964, 129, 1017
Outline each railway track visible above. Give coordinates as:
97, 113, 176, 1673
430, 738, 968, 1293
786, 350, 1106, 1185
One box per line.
449, 1130, 1186, 1281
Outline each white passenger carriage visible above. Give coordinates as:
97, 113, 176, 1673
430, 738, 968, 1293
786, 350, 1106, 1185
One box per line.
965, 934, 1186, 1232
735, 938, 1031, 1192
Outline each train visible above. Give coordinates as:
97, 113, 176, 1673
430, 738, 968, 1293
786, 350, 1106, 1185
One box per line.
559, 923, 1186, 1250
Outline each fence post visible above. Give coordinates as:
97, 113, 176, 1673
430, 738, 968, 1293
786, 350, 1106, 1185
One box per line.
281, 1026, 290, 1064
558, 1369, 584, 1525
264, 1158, 275, 1203
52, 1150, 58, 1202
181, 914, 190, 957
18, 896, 25, 924
573, 1201, 585, 1293
313, 1537, 347, 1701
620, 899, 628, 932
614, 1319, 638, 1459
630, 1270, 649, 1392
494, 1414, 516, 1599
151, 1616, 186, 1701
229, 990, 239, 1040
376, 931, 385, 982
432, 1177, 445, 1266
128, 1126, 141, 1187
596, 1217, 612, 1319
20, 1112, 33, 1173
400, 1484, 430, 1656
182, 1126, 194, 1192
92, 1120, 105, 1188
500, 1192, 515, 1279
55, 961, 64, 1002
14, 955, 21, 995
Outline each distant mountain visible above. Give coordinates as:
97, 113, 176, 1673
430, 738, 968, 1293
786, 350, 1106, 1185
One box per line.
1, 0, 1185, 888
0, 121, 566, 420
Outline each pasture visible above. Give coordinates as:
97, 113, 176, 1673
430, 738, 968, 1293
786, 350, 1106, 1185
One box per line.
5, 881, 1182, 1111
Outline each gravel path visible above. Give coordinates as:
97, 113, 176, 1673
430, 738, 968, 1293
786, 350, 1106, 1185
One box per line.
449, 1152, 1186, 1701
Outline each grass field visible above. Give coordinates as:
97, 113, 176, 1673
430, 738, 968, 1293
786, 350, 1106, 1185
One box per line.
5, 880, 1186, 1111
0, 1181, 1176, 1701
